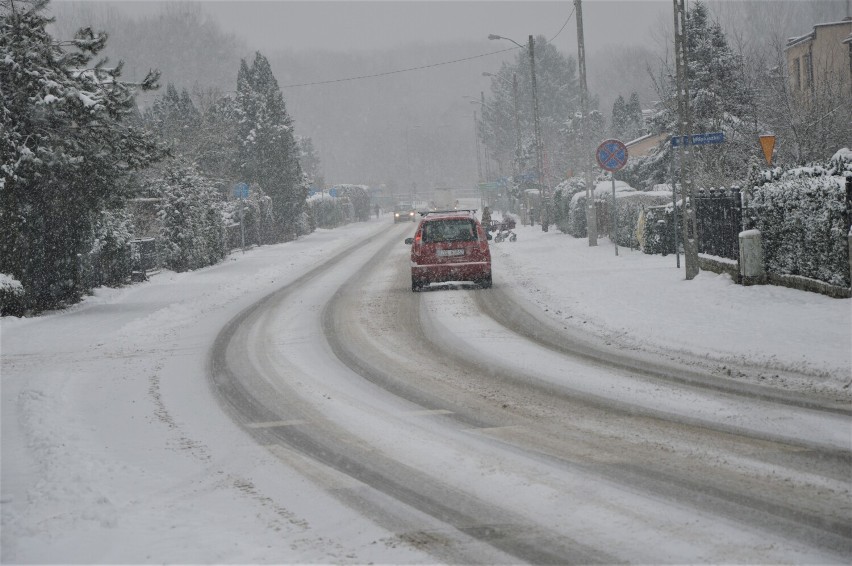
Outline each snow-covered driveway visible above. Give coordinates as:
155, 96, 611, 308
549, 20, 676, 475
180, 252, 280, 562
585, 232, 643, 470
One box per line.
3, 216, 850, 563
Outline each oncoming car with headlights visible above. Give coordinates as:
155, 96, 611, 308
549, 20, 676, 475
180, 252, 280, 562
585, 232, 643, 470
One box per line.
404, 209, 492, 291
393, 204, 417, 223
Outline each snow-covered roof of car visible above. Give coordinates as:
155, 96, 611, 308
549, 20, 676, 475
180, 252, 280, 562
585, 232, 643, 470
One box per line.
419, 209, 477, 218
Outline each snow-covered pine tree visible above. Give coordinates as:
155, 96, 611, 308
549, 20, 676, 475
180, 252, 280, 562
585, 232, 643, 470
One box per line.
1, 0, 163, 312
235, 52, 307, 242
482, 36, 581, 184
624, 92, 645, 141
647, 1, 756, 187
297, 136, 324, 191
610, 95, 627, 139
146, 83, 201, 152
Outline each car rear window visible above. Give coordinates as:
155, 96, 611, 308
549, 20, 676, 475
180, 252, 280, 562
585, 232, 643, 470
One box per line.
422, 219, 478, 243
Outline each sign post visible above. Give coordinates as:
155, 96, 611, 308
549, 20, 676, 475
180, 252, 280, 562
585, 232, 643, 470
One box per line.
669, 131, 726, 273
596, 139, 629, 256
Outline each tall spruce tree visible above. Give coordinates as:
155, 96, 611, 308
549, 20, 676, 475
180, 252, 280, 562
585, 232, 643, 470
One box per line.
1, 0, 162, 311
146, 83, 201, 151
235, 52, 307, 242
481, 36, 581, 184
611, 95, 627, 139
647, 1, 756, 186
624, 92, 644, 141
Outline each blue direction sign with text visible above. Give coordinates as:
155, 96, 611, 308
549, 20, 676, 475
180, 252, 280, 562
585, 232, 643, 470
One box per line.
670, 131, 725, 147
233, 182, 249, 199
596, 139, 629, 172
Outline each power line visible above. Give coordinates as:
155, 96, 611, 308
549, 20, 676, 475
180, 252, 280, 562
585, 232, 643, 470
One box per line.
280, 47, 518, 88
546, 5, 577, 44
280, 6, 577, 89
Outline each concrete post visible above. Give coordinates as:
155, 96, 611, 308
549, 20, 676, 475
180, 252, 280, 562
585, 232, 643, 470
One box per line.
739, 229, 765, 286
848, 229, 852, 289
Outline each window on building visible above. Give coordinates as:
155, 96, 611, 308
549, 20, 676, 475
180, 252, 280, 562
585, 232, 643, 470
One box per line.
793, 57, 801, 90
804, 52, 813, 88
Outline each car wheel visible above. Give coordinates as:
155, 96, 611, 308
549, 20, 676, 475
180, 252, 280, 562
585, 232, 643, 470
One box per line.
478, 274, 492, 289
411, 276, 423, 292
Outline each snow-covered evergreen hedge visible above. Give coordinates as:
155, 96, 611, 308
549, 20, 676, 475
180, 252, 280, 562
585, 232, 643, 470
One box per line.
154, 161, 227, 272
0, 273, 25, 316
335, 185, 371, 222
307, 196, 346, 229
748, 151, 851, 287
610, 192, 673, 247
552, 177, 586, 234
87, 208, 135, 287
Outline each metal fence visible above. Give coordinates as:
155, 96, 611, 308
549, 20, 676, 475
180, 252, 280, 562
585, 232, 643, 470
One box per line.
695, 187, 742, 260
130, 238, 158, 281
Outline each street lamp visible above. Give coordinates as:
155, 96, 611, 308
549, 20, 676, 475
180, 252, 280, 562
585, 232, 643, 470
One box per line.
489, 33, 548, 231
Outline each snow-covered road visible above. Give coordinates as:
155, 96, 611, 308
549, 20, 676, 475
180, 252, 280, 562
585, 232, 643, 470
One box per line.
2, 212, 850, 563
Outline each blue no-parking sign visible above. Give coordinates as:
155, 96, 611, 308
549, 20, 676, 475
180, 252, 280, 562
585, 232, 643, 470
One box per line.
596, 139, 629, 172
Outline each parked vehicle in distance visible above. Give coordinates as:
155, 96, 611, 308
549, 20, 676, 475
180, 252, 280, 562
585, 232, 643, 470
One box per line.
431, 187, 457, 210
393, 204, 417, 223
404, 209, 492, 291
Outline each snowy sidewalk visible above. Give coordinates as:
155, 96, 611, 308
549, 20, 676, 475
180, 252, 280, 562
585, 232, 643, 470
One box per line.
490, 223, 851, 392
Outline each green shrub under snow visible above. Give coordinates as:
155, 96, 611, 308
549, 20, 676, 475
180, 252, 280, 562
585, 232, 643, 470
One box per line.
748, 152, 850, 287
0, 273, 26, 316
154, 161, 228, 272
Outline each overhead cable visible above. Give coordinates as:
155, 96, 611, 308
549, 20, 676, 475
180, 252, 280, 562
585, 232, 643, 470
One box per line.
280, 7, 576, 89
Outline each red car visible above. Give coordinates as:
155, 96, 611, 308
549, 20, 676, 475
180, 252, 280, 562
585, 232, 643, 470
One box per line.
404, 209, 492, 291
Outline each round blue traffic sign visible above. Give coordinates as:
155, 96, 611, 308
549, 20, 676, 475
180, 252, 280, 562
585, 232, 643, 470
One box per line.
596, 139, 629, 172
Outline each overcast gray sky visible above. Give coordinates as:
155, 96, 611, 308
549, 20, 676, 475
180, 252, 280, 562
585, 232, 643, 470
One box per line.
67, 1, 671, 54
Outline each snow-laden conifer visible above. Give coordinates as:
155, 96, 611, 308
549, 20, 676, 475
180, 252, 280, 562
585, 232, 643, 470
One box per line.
235, 52, 308, 243
1, 0, 163, 312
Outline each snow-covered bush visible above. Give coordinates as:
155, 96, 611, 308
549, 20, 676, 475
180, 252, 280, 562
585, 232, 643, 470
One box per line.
335, 185, 371, 222
611, 191, 673, 247
749, 157, 850, 287
154, 161, 227, 272
641, 203, 684, 255
567, 193, 591, 237
552, 177, 586, 233
87, 208, 135, 287
0, 273, 26, 316
307, 195, 345, 229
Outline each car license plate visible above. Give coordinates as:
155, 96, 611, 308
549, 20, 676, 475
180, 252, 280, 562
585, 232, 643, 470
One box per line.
437, 249, 464, 257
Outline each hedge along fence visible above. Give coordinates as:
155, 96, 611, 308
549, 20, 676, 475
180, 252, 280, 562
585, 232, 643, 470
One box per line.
594, 191, 673, 247
749, 172, 850, 288
635, 154, 851, 290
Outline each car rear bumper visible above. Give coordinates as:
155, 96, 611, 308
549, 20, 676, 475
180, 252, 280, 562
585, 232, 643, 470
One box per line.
411, 261, 491, 283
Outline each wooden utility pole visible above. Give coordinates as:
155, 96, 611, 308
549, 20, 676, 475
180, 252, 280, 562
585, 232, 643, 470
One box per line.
673, 0, 699, 279
473, 111, 483, 183
513, 73, 522, 178
529, 35, 548, 232
575, 0, 597, 245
